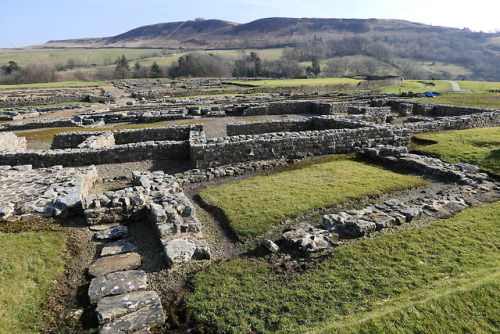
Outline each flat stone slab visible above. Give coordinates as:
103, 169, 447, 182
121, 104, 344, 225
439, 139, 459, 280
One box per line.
101, 240, 138, 257
88, 270, 147, 304
96, 291, 161, 324
90, 223, 121, 231
95, 225, 128, 240
89, 252, 141, 277
99, 300, 165, 334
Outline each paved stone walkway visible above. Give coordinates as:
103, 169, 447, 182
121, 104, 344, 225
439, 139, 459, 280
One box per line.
88, 224, 165, 333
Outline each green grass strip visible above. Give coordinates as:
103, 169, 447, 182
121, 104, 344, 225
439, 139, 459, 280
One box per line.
199, 159, 426, 239
188, 201, 500, 333
413, 127, 500, 177
0, 232, 65, 333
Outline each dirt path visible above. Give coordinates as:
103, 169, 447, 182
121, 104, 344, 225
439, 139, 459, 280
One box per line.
445, 80, 462, 91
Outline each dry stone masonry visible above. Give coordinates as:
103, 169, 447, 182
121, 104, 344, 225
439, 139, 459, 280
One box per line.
0, 164, 97, 220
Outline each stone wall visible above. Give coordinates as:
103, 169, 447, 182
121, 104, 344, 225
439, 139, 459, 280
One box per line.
226, 119, 314, 136
235, 100, 370, 116
0, 132, 26, 151
0, 141, 189, 168
190, 126, 410, 169
51, 125, 198, 149
0, 119, 80, 132
403, 111, 500, 133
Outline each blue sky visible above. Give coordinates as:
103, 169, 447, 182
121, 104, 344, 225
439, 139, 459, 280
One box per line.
1, 0, 499, 48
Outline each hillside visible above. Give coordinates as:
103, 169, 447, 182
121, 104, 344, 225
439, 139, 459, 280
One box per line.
42, 17, 464, 49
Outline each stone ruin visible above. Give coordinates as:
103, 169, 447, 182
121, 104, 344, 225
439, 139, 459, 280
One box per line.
0, 92, 499, 332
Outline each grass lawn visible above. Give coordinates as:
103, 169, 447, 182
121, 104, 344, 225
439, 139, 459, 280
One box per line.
0, 231, 65, 333
413, 127, 500, 177
415, 92, 500, 109
199, 159, 427, 239
0, 80, 108, 89
457, 80, 500, 93
229, 77, 361, 87
187, 200, 500, 333
375, 80, 452, 94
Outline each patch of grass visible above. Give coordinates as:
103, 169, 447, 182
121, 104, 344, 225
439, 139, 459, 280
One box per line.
0, 231, 65, 333
187, 201, 500, 333
199, 159, 426, 239
415, 92, 500, 109
375, 80, 452, 94
413, 127, 500, 177
229, 77, 361, 87
457, 80, 500, 93
0, 81, 107, 89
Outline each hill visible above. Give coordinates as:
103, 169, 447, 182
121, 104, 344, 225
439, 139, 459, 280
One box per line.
42, 17, 466, 49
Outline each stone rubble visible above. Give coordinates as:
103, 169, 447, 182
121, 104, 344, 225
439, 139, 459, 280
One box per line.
83, 171, 210, 266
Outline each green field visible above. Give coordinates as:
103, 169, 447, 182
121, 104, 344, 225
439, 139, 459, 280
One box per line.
187, 200, 500, 333
230, 77, 361, 87
0, 231, 65, 333
199, 159, 427, 239
413, 127, 500, 177
457, 80, 500, 92
375, 80, 452, 94
414, 92, 500, 109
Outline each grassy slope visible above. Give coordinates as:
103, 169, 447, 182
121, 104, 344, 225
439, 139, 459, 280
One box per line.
0, 232, 65, 333
199, 159, 426, 239
413, 127, 500, 177
188, 201, 500, 333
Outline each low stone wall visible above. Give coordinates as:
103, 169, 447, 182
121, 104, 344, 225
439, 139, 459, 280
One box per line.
0, 140, 189, 168
403, 111, 500, 133
0, 132, 26, 151
0, 119, 80, 132
388, 100, 499, 117
83, 171, 210, 266
52, 125, 198, 149
191, 126, 410, 169
227, 115, 378, 137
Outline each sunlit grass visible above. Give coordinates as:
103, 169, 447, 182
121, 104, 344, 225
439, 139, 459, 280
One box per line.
199, 159, 426, 239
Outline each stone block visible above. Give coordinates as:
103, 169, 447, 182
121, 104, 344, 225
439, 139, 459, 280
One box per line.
96, 290, 161, 324
88, 270, 148, 304
89, 252, 141, 277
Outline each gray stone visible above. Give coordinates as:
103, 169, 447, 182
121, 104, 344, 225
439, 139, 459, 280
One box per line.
322, 214, 345, 228
90, 223, 121, 231
400, 208, 423, 222
99, 300, 165, 334
343, 219, 376, 237
96, 291, 161, 324
261, 239, 279, 253
101, 240, 138, 257
163, 238, 210, 266
89, 252, 141, 277
88, 270, 148, 304
95, 225, 128, 240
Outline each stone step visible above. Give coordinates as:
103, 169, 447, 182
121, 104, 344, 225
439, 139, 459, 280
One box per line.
99, 300, 165, 334
89, 270, 147, 304
96, 291, 161, 324
95, 225, 128, 240
101, 239, 138, 257
89, 252, 141, 278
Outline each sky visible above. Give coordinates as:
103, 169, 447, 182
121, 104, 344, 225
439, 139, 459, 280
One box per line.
1, 0, 500, 48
